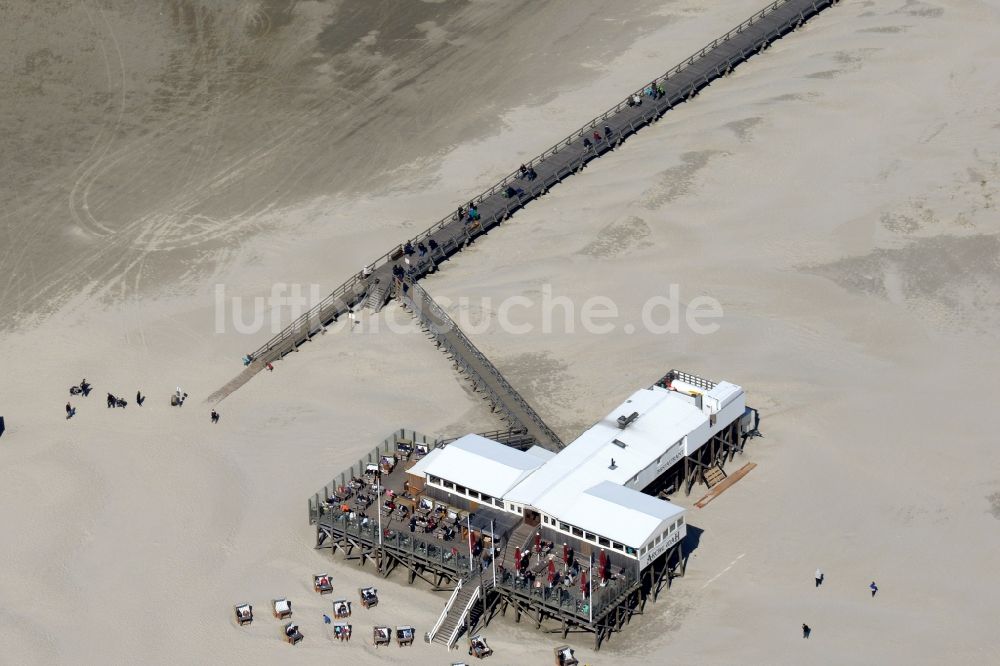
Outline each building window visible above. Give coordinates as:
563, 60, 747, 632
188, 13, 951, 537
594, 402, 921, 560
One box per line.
585, 532, 595, 541
559, 522, 570, 532
572, 527, 583, 537
455, 484, 466, 494
542, 516, 549, 524
598, 537, 610, 547
468, 490, 479, 499
493, 498, 504, 508
668, 523, 675, 534
480, 494, 492, 503
428, 475, 440, 485
655, 535, 661, 545
443, 481, 454, 490
517, 507, 523, 514
640, 545, 647, 555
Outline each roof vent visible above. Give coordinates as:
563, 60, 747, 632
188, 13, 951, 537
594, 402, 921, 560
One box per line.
612, 438, 627, 449
616, 411, 639, 429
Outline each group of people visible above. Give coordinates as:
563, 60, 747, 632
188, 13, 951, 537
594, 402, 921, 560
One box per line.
63, 378, 223, 425
802, 570, 879, 639
107, 392, 133, 409
583, 124, 615, 150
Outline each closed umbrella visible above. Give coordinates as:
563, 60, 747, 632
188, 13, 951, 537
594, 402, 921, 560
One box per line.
534, 532, 541, 552
514, 547, 522, 571
547, 558, 556, 583
580, 569, 588, 597
599, 549, 608, 581
562, 543, 569, 565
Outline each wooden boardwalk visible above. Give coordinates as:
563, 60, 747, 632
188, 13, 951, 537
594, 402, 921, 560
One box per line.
209, 0, 837, 404
400, 282, 564, 451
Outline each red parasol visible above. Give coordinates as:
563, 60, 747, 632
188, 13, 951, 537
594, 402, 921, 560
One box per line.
599, 549, 608, 580
547, 558, 556, 583
534, 532, 541, 552
580, 569, 588, 597
514, 547, 521, 571
562, 543, 569, 564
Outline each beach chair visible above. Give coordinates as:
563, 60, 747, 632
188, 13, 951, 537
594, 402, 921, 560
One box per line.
373, 625, 392, 647
272, 598, 292, 620
283, 622, 303, 645
333, 622, 352, 642
314, 574, 333, 594
332, 598, 352, 619
234, 603, 253, 626
469, 634, 493, 659
554, 644, 578, 666
396, 625, 415, 647
359, 586, 379, 609
415, 443, 429, 459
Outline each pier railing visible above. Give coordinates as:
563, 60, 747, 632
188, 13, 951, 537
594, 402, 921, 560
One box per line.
401, 281, 564, 451
308, 429, 440, 524
249, 0, 825, 363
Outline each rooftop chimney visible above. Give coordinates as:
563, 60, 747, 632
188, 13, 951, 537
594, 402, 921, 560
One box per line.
616, 411, 639, 429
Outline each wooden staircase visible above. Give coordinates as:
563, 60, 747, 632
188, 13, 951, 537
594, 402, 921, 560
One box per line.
431, 579, 481, 647
703, 463, 728, 488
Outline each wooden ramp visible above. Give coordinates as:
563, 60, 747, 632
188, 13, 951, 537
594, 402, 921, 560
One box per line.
401, 282, 564, 452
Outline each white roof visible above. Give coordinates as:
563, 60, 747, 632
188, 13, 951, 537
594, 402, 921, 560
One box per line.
414, 434, 547, 499
524, 445, 556, 462
707, 381, 742, 409
505, 387, 710, 510
556, 481, 684, 548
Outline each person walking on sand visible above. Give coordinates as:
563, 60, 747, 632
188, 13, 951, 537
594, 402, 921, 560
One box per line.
815, 568, 823, 587
136, 390, 144, 406
210, 409, 219, 424
66, 402, 73, 419
870, 581, 878, 598
802, 623, 811, 639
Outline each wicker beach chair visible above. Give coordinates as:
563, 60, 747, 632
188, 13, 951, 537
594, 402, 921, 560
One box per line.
373, 625, 392, 647
272, 598, 292, 620
396, 625, 415, 646
333, 622, 352, 642
469, 634, 493, 659
314, 574, 333, 594
359, 586, 379, 609
554, 644, 578, 666
332, 599, 352, 619
283, 622, 303, 645
234, 603, 253, 626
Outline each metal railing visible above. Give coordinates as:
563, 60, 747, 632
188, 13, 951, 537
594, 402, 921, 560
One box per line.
249, 0, 824, 364
401, 281, 564, 451
308, 428, 440, 524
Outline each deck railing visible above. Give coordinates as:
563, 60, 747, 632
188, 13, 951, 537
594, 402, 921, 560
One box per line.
249, 0, 823, 363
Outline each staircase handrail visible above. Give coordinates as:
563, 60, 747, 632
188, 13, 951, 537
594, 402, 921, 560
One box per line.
428, 578, 464, 642
444, 585, 481, 648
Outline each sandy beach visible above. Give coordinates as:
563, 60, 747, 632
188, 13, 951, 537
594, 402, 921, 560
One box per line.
3, 0, 1000, 664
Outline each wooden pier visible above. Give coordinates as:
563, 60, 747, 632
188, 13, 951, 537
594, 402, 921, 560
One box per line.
228, 0, 838, 369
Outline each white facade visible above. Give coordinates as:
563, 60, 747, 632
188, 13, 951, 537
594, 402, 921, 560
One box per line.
407, 376, 744, 570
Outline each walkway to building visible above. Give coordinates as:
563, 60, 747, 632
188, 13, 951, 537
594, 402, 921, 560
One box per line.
208, 0, 837, 403
400, 282, 564, 451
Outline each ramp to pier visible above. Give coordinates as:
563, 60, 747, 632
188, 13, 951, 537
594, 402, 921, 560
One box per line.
400, 282, 564, 452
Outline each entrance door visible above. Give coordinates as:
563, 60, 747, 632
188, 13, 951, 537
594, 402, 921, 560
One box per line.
524, 509, 541, 527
